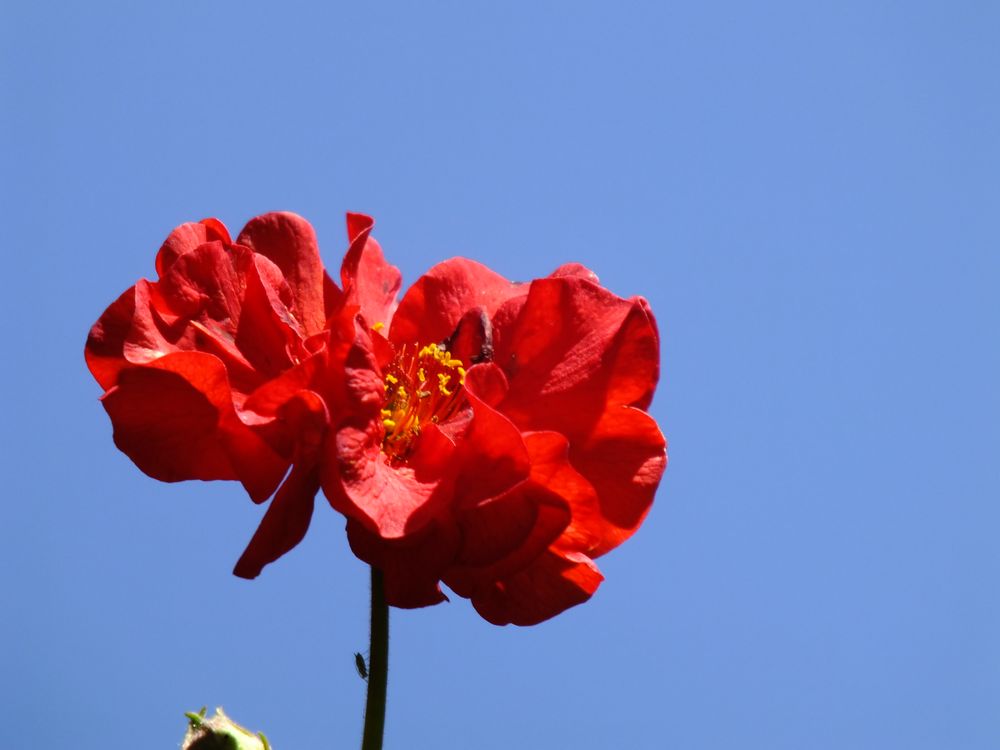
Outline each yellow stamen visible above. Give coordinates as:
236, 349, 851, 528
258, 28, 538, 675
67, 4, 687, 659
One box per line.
380, 341, 469, 462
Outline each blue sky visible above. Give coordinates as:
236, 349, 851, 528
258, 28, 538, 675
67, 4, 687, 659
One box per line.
2, 2, 998, 748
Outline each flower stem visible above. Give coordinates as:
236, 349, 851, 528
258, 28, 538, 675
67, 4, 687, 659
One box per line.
361, 566, 389, 750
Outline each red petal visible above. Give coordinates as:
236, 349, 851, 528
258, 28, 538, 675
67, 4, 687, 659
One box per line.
462, 362, 508, 408
470, 550, 604, 626
90, 242, 308, 404
453, 373, 531, 506
570, 406, 666, 555
326, 420, 457, 538
118, 279, 183, 365
242, 344, 328, 421
340, 212, 402, 329
85, 284, 138, 390
233, 462, 320, 579
389, 258, 524, 348
519, 431, 605, 555
102, 358, 236, 482
237, 212, 336, 336
493, 277, 665, 556
443, 484, 570, 598
444, 430, 600, 599
155, 218, 231, 277
346, 518, 458, 608
495, 278, 659, 415
101, 352, 287, 501
320, 310, 497, 541
233, 389, 327, 576
324, 353, 531, 542
632, 296, 660, 410
155, 242, 298, 391
549, 262, 599, 282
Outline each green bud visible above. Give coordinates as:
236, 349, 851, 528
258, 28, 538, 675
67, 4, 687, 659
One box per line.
181, 707, 271, 750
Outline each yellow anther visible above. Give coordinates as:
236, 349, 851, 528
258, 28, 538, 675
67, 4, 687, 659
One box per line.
379, 341, 469, 462
373, 322, 385, 332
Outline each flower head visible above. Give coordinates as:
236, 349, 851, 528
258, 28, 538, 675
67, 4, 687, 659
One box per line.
86, 212, 666, 625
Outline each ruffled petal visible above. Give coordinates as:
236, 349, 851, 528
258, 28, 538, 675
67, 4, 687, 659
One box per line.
462, 361, 508, 408
91, 242, 306, 404
340, 213, 402, 329
492, 276, 665, 556
443, 483, 569, 598
470, 550, 604, 626
389, 258, 524, 348
237, 212, 335, 336
494, 278, 659, 417
518, 431, 605, 555
118, 278, 185, 365
549, 262, 599, 282
569, 406, 666, 555
100, 352, 287, 499
102, 357, 236, 482
327, 420, 457, 538
155, 218, 231, 277
85, 284, 138, 390
323, 348, 531, 548
454, 367, 531, 506
346, 518, 458, 608
154, 242, 299, 390
232, 390, 328, 578
233, 463, 320, 579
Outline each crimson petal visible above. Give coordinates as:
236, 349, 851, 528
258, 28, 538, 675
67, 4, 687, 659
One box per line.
340, 213, 402, 329
237, 212, 335, 336
101, 352, 286, 499
155, 218, 231, 277
233, 463, 320, 579
346, 518, 458, 608
389, 258, 524, 348
494, 276, 665, 556
471, 550, 604, 626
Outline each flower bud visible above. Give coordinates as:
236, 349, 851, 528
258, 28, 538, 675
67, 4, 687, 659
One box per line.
181, 707, 270, 750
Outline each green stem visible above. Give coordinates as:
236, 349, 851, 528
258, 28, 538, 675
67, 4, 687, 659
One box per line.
361, 567, 389, 750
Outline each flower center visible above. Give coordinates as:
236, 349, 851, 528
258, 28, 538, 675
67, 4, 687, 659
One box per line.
381, 342, 467, 462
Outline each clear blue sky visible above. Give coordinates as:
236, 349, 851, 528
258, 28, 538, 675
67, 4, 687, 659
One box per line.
2, 2, 998, 748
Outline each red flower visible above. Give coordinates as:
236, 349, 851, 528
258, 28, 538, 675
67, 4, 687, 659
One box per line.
86, 212, 666, 625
